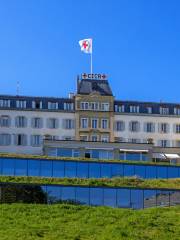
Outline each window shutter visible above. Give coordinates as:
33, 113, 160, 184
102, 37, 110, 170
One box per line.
143, 123, 147, 132
55, 119, 58, 128
72, 120, 75, 129
32, 101, 35, 109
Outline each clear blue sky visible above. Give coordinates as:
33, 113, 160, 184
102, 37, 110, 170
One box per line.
0, 0, 180, 102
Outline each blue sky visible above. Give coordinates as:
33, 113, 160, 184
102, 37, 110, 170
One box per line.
0, 0, 180, 102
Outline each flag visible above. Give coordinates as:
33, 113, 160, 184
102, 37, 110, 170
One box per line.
79, 39, 92, 53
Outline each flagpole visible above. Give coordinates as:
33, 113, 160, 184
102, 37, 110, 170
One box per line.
90, 38, 93, 75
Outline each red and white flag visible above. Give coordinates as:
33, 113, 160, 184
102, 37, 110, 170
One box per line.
79, 39, 92, 53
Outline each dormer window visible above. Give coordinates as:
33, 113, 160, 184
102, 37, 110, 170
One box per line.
0, 99, 10, 108
115, 105, 124, 113
32, 101, 42, 109
160, 107, 169, 115
130, 105, 139, 113
48, 102, 58, 110
16, 100, 26, 108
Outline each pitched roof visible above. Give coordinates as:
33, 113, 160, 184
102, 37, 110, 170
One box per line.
77, 79, 113, 96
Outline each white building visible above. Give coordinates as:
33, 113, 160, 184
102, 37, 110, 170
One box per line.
1, 73, 180, 156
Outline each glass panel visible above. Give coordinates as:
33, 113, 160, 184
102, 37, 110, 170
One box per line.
157, 166, 167, 179
144, 190, 157, 208
117, 189, 131, 208
91, 150, 99, 159
111, 164, 123, 177
57, 148, 72, 157
40, 160, 53, 177
89, 163, 101, 178
15, 159, 27, 176
142, 153, 149, 161
2, 158, 15, 176
124, 164, 135, 177
28, 159, 40, 176
131, 189, 144, 209
53, 161, 64, 178
76, 187, 89, 205
0, 158, 2, 175
64, 161, 77, 177
103, 188, 117, 207
156, 190, 170, 207
77, 162, 89, 178
61, 186, 76, 204
46, 186, 61, 204
169, 191, 180, 206
126, 153, 140, 161
167, 167, 179, 178
101, 163, 111, 178
134, 165, 146, 178
89, 187, 103, 206
119, 152, 125, 160
146, 166, 157, 179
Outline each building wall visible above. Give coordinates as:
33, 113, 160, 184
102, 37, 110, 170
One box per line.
75, 92, 114, 142
114, 113, 180, 147
0, 109, 75, 154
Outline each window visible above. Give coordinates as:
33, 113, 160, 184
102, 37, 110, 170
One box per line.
15, 134, 27, 146
175, 124, 180, 133
0, 134, 11, 145
47, 118, 58, 129
130, 105, 139, 113
101, 135, 109, 142
114, 137, 126, 142
160, 107, 169, 115
90, 102, 99, 110
129, 121, 140, 132
0, 115, 10, 127
174, 108, 180, 115
31, 135, 42, 146
31, 117, 43, 128
0, 99, 10, 108
81, 118, 88, 128
48, 102, 58, 110
128, 138, 141, 143
144, 122, 155, 133
159, 123, 169, 133
115, 121, 125, 131
91, 118, 98, 129
15, 116, 27, 128
101, 119, 108, 129
114, 105, 125, 113
16, 100, 26, 108
91, 135, 98, 142
80, 135, 88, 141
63, 119, 75, 129
159, 140, 169, 147
32, 101, 42, 109
147, 107, 152, 114
63, 136, 73, 140
64, 102, 74, 110
101, 103, 109, 111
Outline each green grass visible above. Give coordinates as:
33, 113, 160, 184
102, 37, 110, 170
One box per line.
0, 204, 180, 240
1, 176, 180, 189
1, 152, 179, 166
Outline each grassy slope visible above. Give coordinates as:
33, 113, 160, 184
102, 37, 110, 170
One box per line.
1, 153, 179, 166
0, 204, 180, 240
1, 176, 180, 189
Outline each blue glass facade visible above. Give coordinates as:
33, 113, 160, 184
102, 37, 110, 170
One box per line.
0, 157, 179, 179
0, 183, 179, 209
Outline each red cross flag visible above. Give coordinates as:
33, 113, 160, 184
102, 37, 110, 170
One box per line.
79, 39, 92, 54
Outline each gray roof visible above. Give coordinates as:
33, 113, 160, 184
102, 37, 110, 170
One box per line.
77, 79, 113, 96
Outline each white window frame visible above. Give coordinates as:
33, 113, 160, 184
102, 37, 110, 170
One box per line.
81, 118, 88, 129
101, 119, 108, 129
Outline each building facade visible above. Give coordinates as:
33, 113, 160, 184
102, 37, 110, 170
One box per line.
1, 73, 180, 157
